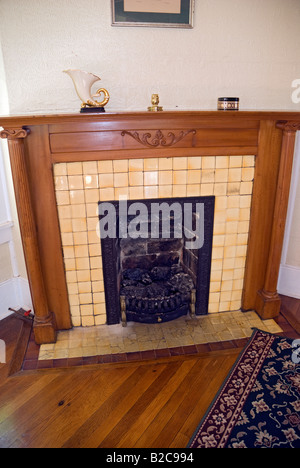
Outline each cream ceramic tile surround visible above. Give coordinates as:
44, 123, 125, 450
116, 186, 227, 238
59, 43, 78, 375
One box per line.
54, 155, 255, 328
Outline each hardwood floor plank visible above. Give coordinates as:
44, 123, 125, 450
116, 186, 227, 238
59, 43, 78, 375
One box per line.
96, 361, 190, 448
0, 372, 60, 423
0, 316, 24, 383
135, 350, 242, 448
113, 359, 201, 448
72, 363, 170, 449
169, 352, 241, 447
8, 320, 33, 376
62, 364, 171, 448
133, 358, 209, 448
30, 366, 136, 448
0, 371, 86, 448
135, 357, 217, 448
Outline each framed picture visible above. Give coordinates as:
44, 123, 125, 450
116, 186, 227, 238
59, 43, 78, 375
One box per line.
112, 0, 194, 29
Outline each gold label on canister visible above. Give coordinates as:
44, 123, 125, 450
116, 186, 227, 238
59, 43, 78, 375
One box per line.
218, 98, 239, 111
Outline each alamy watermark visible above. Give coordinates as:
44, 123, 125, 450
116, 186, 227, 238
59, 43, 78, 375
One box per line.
98, 200, 205, 250
0, 340, 6, 364
291, 79, 300, 104
292, 339, 300, 364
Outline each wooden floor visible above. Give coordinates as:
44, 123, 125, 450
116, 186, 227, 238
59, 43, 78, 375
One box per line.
0, 303, 299, 449
280, 294, 300, 334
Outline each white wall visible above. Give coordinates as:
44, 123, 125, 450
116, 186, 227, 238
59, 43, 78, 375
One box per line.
278, 133, 300, 298
0, 0, 300, 113
0, 0, 299, 300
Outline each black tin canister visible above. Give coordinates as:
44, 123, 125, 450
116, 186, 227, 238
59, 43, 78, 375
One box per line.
218, 97, 239, 111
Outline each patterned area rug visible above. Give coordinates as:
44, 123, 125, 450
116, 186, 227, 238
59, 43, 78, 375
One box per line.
189, 329, 300, 448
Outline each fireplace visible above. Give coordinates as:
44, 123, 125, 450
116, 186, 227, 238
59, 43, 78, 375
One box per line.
100, 196, 215, 325
1, 111, 299, 344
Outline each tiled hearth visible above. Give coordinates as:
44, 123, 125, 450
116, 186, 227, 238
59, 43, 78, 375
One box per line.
36, 311, 282, 366
54, 155, 255, 328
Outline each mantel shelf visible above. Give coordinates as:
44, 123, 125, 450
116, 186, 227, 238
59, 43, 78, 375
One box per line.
1, 110, 300, 127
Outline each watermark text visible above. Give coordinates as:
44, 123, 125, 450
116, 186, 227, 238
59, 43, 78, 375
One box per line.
99, 200, 205, 250
292, 339, 300, 364
291, 79, 300, 104
0, 340, 6, 364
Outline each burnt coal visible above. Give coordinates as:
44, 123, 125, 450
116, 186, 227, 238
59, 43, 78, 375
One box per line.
150, 266, 172, 281
120, 265, 195, 320
168, 273, 194, 294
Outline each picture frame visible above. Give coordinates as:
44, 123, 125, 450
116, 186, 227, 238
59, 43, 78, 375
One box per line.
111, 0, 194, 29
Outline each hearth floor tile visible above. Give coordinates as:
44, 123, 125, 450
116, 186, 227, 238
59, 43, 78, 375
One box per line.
38, 310, 282, 362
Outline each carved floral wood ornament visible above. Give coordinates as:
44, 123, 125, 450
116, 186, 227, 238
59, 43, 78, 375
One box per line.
121, 129, 196, 147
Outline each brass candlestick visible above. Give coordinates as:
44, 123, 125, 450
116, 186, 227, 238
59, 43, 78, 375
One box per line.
148, 94, 163, 112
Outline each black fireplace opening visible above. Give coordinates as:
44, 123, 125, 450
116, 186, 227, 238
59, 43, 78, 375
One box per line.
99, 196, 215, 325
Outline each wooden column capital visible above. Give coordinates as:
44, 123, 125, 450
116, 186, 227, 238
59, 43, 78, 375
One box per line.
1, 126, 57, 344
276, 121, 300, 132
0, 128, 30, 140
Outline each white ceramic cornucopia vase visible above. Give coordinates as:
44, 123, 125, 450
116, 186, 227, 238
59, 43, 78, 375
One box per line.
64, 69, 110, 109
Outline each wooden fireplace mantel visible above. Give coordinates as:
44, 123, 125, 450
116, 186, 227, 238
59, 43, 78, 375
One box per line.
0, 110, 300, 344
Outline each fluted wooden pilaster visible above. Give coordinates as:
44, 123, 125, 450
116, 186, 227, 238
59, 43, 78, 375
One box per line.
0, 128, 56, 344
256, 121, 300, 319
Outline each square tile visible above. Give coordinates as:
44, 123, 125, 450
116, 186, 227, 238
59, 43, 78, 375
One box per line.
229, 156, 243, 168
129, 171, 144, 186
129, 186, 144, 200
188, 157, 202, 170
173, 185, 187, 197
83, 162, 98, 175
67, 162, 83, 176
159, 185, 173, 198
68, 176, 84, 191
159, 170, 173, 185
173, 157, 187, 170
99, 173, 114, 188
129, 159, 144, 172
187, 170, 201, 185
144, 186, 158, 198
55, 176, 69, 191
187, 185, 201, 197
159, 158, 173, 170
71, 204, 86, 219
98, 160, 113, 173
114, 173, 128, 188
215, 156, 229, 169
173, 170, 187, 185
100, 188, 115, 201
202, 157, 215, 170
84, 175, 99, 190
54, 163, 67, 177
144, 158, 159, 171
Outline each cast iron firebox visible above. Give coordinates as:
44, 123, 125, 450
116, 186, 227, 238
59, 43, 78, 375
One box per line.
99, 196, 215, 325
